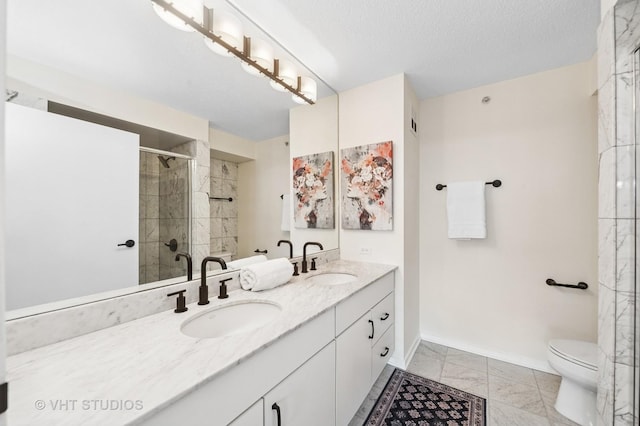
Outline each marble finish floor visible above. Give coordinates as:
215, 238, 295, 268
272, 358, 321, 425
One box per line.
349, 341, 579, 426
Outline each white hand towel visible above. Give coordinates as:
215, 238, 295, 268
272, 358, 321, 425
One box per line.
281, 194, 291, 231
227, 255, 268, 270
240, 258, 293, 292
446, 181, 487, 239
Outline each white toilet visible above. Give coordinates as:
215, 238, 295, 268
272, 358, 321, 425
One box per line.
547, 339, 598, 426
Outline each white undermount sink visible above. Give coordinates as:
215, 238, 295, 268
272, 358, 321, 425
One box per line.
181, 301, 282, 339
305, 272, 358, 286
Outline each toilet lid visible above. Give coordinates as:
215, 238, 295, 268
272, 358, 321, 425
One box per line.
549, 339, 597, 370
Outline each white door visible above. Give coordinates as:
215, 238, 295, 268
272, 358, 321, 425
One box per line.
5, 103, 139, 310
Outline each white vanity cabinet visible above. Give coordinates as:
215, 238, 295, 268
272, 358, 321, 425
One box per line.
140, 309, 335, 426
335, 273, 395, 425
137, 271, 395, 426
229, 400, 263, 425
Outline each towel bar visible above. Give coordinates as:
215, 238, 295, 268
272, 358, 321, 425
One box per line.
546, 278, 588, 290
206, 192, 233, 201
435, 179, 502, 191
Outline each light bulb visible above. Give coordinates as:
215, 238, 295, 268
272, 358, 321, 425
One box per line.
204, 10, 243, 57
270, 60, 298, 92
292, 76, 317, 104
241, 38, 274, 76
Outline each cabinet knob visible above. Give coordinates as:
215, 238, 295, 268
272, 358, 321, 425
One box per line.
380, 347, 390, 357
271, 403, 282, 426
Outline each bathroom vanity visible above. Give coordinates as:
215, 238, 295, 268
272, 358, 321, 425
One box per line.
6, 260, 396, 426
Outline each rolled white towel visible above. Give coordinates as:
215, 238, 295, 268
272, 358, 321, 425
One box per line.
227, 255, 268, 270
240, 258, 294, 292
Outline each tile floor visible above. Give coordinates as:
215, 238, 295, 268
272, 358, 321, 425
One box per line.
349, 340, 579, 426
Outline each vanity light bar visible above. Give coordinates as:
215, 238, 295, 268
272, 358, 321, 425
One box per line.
150, 0, 316, 105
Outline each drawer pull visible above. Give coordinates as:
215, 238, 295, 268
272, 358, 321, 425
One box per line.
368, 319, 374, 339
272, 403, 282, 426
380, 347, 390, 357
380, 313, 389, 321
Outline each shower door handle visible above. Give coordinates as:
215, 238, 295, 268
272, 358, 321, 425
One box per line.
117, 239, 135, 248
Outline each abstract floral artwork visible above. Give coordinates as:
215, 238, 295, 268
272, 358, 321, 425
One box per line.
340, 141, 393, 230
292, 151, 334, 229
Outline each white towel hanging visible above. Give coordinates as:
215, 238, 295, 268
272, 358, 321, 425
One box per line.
446, 181, 487, 239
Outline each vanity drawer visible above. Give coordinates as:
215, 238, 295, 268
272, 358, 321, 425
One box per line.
371, 327, 394, 384
335, 272, 394, 336
371, 293, 394, 345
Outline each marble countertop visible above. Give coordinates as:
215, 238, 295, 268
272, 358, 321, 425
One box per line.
7, 260, 396, 426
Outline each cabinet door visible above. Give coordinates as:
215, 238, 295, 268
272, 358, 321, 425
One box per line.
229, 399, 263, 425
372, 327, 395, 385
336, 313, 374, 425
264, 342, 335, 426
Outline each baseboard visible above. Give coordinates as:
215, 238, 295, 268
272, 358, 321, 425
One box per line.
389, 353, 405, 369
405, 334, 421, 366
388, 334, 421, 370
419, 333, 556, 374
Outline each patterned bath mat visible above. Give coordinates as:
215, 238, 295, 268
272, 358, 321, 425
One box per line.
365, 368, 486, 426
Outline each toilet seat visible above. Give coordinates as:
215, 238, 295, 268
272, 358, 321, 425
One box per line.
548, 339, 597, 371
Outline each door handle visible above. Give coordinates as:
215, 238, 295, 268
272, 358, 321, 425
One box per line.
368, 319, 374, 339
272, 403, 282, 426
117, 240, 135, 248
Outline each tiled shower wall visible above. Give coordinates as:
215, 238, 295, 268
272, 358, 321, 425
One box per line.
210, 157, 239, 260
139, 139, 211, 283
139, 151, 191, 283
597, 1, 639, 424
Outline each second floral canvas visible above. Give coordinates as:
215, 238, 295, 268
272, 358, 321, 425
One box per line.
340, 141, 393, 230
292, 151, 334, 229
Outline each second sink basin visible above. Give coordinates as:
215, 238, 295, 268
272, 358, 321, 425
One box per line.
181, 301, 282, 339
305, 272, 357, 286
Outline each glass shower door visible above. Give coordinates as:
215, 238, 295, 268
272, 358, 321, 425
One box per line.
139, 148, 193, 285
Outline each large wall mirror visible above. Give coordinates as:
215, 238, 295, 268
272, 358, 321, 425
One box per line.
5, 0, 338, 318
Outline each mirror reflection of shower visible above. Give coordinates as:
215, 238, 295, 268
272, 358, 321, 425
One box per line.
139, 147, 193, 285
157, 155, 175, 169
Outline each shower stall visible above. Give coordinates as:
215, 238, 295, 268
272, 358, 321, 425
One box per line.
139, 147, 194, 285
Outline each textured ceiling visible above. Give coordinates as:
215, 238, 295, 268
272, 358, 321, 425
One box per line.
231, 0, 601, 98
6, 0, 600, 141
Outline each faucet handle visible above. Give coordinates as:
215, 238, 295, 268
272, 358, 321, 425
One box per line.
310, 257, 318, 271
218, 277, 232, 299
167, 290, 188, 313
292, 262, 299, 276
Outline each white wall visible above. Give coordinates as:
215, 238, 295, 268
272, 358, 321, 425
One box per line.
238, 135, 291, 259
6, 56, 209, 142
210, 127, 256, 161
419, 61, 598, 371
403, 78, 421, 359
0, 0, 7, 423
289, 95, 339, 256
339, 74, 421, 367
